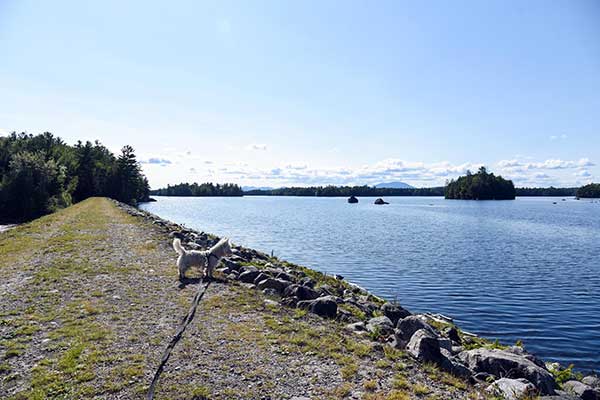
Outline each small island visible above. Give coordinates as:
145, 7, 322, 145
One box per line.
445, 167, 516, 200
576, 183, 600, 198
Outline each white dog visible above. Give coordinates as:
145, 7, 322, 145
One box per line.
172, 237, 232, 280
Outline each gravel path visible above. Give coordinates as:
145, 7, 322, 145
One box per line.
0, 198, 488, 399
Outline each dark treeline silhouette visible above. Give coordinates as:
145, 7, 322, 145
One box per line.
516, 187, 577, 196
244, 186, 445, 196
576, 183, 600, 198
150, 182, 243, 196
0, 132, 149, 222
445, 167, 516, 200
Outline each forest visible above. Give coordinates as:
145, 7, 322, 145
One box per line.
243, 186, 445, 196
150, 182, 243, 196
576, 183, 600, 198
445, 167, 516, 200
0, 132, 149, 222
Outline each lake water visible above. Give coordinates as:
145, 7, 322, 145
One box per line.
140, 196, 600, 371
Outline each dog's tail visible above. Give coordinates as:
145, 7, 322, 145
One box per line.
173, 238, 185, 255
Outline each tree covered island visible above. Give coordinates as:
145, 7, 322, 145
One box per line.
576, 183, 600, 198
445, 167, 516, 200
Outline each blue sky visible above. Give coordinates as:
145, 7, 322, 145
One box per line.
1, 0, 599, 188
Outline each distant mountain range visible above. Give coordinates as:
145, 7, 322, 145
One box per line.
374, 182, 415, 189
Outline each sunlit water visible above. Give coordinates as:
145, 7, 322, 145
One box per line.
141, 196, 600, 371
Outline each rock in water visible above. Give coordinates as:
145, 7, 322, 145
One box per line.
458, 348, 556, 395
374, 198, 389, 205
486, 378, 537, 400
347, 195, 358, 204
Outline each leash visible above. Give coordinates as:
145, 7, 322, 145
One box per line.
147, 280, 212, 400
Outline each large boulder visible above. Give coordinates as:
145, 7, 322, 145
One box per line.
374, 198, 389, 205
583, 376, 600, 389
563, 381, 598, 400
238, 269, 260, 283
366, 316, 395, 337
486, 378, 537, 400
298, 296, 338, 318
393, 316, 436, 348
256, 278, 290, 294
299, 277, 316, 288
406, 329, 442, 363
458, 348, 556, 395
283, 284, 319, 301
380, 303, 411, 326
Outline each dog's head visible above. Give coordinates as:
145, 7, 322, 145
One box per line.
213, 237, 233, 257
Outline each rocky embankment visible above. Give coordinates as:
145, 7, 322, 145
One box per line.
119, 200, 599, 400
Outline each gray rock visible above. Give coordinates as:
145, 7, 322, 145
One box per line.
583, 376, 600, 389
366, 316, 395, 337
283, 284, 319, 301
458, 348, 556, 395
539, 390, 582, 399
445, 326, 461, 344
222, 258, 241, 271
276, 271, 294, 282
344, 321, 366, 332
238, 270, 260, 283
438, 338, 452, 352
563, 380, 598, 400
262, 288, 279, 297
406, 329, 442, 363
299, 277, 316, 288
256, 278, 290, 294
380, 302, 411, 326
486, 378, 537, 400
394, 315, 436, 348
253, 272, 271, 285
298, 295, 338, 318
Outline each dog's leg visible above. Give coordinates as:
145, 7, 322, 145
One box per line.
177, 257, 186, 281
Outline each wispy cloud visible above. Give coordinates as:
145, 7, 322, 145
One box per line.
210, 158, 485, 187
550, 134, 568, 141
497, 158, 594, 171
140, 157, 172, 166
245, 143, 267, 151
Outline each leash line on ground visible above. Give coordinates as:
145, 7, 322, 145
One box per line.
147, 280, 211, 400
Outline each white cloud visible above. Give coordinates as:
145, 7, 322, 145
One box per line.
140, 157, 172, 166
575, 170, 591, 177
245, 143, 267, 151
549, 134, 568, 141
496, 158, 594, 171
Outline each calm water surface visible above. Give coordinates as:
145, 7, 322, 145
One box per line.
141, 196, 600, 371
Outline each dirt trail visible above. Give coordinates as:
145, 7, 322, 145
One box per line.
0, 198, 484, 399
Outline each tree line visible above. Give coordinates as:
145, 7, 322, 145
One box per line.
515, 187, 577, 197
445, 167, 516, 200
0, 132, 150, 222
243, 186, 445, 196
576, 183, 600, 198
150, 182, 243, 197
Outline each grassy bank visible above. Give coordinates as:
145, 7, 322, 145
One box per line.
0, 198, 487, 399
